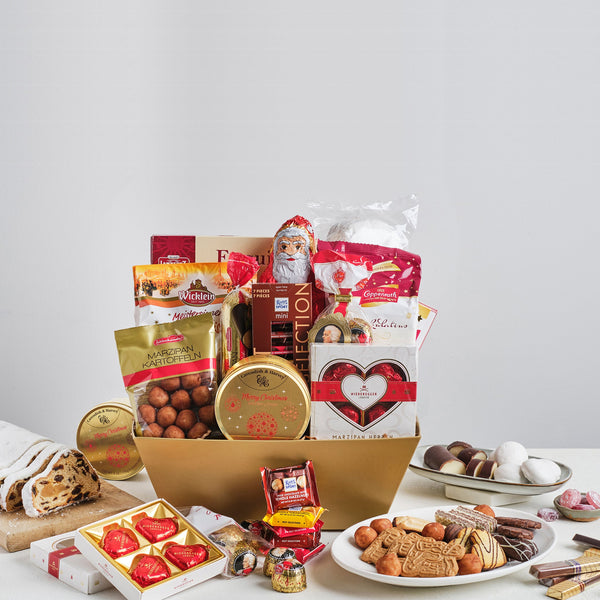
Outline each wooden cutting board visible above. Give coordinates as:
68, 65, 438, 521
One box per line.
0, 481, 141, 552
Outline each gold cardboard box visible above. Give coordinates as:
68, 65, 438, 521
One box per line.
134, 426, 420, 531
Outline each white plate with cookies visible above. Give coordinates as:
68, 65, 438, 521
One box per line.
330, 505, 556, 587
409, 445, 572, 496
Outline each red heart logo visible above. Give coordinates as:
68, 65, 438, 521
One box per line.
319, 360, 410, 431
163, 543, 209, 570
134, 517, 179, 543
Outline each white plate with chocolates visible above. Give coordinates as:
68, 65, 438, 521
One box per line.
409, 441, 572, 495
331, 504, 556, 587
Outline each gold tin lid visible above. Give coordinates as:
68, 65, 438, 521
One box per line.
76, 400, 144, 480
215, 354, 311, 441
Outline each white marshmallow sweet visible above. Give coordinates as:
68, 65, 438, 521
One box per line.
521, 458, 562, 485
493, 462, 528, 483
490, 441, 529, 466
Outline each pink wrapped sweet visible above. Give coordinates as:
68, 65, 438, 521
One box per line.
559, 489, 582, 509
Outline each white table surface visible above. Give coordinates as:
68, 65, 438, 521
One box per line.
2, 448, 599, 600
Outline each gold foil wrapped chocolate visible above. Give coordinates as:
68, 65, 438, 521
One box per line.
263, 547, 296, 577
271, 558, 307, 593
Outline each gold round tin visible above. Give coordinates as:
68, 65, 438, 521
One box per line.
271, 558, 307, 593
214, 354, 311, 441
263, 547, 296, 577
76, 400, 144, 480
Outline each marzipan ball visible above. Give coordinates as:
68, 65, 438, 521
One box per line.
187, 422, 209, 439
191, 385, 211, 406
148, 386, 169, 408
421, 522, 445, 541
181, 373, 203, 389
354, 526, 378, 549
376, 553, 403, 577
171, 389, 191, 411
160, 377, 181, 392
156, 406, 178, 428
474, 504, 495, 518
370, 518, 393, 534
187, 422, 210, 439
163, 425, 185, 439
138, 404, 156, 425
458, 553, 483, 575
175, 409, 196, 432
144, 423, 164, 437
198, 404, 215, 425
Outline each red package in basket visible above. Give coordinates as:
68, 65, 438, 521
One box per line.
261, 461, 321, 513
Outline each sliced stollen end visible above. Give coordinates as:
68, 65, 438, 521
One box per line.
477, 460, 498, 480
0, 440, 53, 485
0, 443, 67, 511
21, 448, 101, 518
466, 458, 484, 477
456, 447, 488, 465
424, 445, 466, 474
446, 441, 472, 457
0, 421, 51, 470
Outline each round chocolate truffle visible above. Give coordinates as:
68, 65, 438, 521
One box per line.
198, 404, 215, 425
170, 389, 191, 411
187, 422, 210, 439
163, 425, 185, 439
370, 518, 393, 534
156, 406, 178, 428
159, 377, 181, 392
138, 404, 156, 425
421, 522, 445, 541
354, 526, 377, 549
144, 423, 164, 437
175, 409, 196, 432
181, 373, 203, 390
191, 385, 211, 407
148, 386, 170, 408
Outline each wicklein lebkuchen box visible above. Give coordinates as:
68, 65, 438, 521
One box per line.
309, 343, 417, 440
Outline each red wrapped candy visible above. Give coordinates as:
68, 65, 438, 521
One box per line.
163, 542, 209, 570
322, 362, 359, 381
129, 554, 171, 588
133, 513, 179, 543
368, 363, 406, 381
100, 525, 140, 558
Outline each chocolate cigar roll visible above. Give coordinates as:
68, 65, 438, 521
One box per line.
496, 516, 542, 530
446, 441, 472, 457
456, 447, 488, 465
424, 445, 466, 474
496, 525, 535, 540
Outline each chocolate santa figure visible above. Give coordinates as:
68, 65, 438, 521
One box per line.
259, 216, 316, 283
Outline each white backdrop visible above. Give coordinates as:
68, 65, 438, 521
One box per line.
1, 1, 599, 449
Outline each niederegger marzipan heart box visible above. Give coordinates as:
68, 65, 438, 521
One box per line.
309, 343, 417, 440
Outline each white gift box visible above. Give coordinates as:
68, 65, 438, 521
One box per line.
310, 343, 417, 439
74, 499, 226, 600
30, 531, 112, 594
